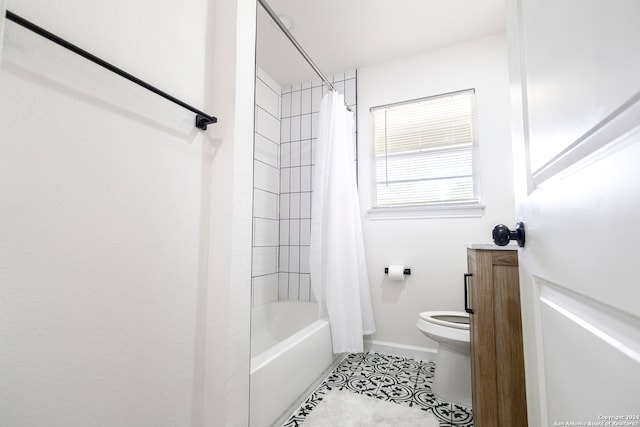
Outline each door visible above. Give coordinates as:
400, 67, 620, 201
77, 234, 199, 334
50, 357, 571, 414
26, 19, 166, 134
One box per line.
507, 1, 640, 426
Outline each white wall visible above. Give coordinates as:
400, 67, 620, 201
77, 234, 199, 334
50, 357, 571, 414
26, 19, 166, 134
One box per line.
0, 0, 255, 426
357, 34, 515, 351
202, 0, 255, 425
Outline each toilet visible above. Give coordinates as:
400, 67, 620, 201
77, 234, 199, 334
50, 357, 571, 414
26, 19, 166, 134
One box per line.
416, 311, 472, 407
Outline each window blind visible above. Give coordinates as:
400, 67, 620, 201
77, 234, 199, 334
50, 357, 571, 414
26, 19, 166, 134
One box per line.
372, 89, 477, 207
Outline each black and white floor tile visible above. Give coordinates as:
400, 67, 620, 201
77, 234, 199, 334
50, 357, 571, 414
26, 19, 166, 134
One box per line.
283, 352, 473, 427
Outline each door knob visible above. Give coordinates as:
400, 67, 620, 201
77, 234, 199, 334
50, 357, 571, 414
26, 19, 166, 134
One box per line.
492, 222, 525, 247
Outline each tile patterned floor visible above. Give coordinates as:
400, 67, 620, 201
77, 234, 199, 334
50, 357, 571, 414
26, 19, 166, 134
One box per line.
283, 352, 473, 427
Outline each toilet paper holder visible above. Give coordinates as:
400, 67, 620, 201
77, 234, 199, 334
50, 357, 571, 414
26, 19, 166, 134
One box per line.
384, 267, 411, 275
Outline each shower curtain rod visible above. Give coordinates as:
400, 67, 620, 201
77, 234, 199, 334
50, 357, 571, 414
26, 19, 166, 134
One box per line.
257, 0, 337, 92
4, 10, 217, 130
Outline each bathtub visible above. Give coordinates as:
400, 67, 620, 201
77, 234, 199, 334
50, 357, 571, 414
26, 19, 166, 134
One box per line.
250, 301, 337, 427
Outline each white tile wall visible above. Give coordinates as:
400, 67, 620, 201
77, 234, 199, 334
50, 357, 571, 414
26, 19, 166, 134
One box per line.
291, 91, 301, 116
290, 141, 301, 166
252, 246, 278, 277
280, 167, 290, 193
300, 219, 311, 246
253, 189, 278, 219
301, 114, 312, 140
279, 194, 290, 219
289, 246, 300, 273
299, 275, 311, 301
280, 219, 290, 243
280, 142, 290, 167
290, 167, 301, 192
255, 160, 279, 194
255, 77, 280, 118
252, 274, 278, 307
289, 219, 300, 245
256, 107, 280, 144
300, 193, 311, 218
278, 273, 289, 299
288, 274, 300, 300
299, 245, 310, 273
278, 70, 357, 301
300, 140, 312, 165
253, 218, 279, 247
279, 246, 289, 271
281, 93, 291, 118
290, 193, 300, 217
300, 166, 311, 192
254, 133, 278, 167
291, 116, 301, 141
253, 69, 281, 307
253, 68, 358, 304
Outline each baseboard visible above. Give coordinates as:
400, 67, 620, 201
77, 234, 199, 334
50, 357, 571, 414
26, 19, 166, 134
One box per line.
363, 339, 437, 362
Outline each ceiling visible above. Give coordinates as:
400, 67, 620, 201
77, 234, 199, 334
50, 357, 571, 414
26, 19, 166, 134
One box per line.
256, 0, 506, 87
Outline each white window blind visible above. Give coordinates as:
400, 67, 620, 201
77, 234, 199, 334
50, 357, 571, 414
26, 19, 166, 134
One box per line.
372, 89, 477, 207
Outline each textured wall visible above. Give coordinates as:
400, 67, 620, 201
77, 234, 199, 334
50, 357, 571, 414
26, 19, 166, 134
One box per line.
0, 1, 255, 425
357, 34, 515, 351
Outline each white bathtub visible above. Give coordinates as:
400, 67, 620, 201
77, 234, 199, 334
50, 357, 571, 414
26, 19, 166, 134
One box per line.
250, 301, 337, 427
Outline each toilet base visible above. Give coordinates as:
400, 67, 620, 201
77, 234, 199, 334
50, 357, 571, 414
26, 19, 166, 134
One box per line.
432, 344, 472, 407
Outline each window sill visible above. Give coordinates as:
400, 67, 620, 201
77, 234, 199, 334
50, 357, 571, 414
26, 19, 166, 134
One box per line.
367, 201, 485, 220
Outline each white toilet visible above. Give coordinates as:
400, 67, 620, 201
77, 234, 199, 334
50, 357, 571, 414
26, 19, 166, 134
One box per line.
416, 311, 472, 406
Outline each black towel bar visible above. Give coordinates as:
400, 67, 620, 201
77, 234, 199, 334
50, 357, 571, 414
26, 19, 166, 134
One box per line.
5, 10, 218, 130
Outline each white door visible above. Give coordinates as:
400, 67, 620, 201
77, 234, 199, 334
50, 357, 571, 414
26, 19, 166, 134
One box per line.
507, 1, 640, 426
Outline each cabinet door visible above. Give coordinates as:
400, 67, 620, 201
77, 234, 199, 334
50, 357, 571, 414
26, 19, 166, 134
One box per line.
492, 252, 526, 426
467, 249, 497, 425
468, 249, 526, 427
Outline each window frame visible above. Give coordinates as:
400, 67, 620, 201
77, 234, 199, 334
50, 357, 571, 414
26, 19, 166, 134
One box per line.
368, 89, 484, 220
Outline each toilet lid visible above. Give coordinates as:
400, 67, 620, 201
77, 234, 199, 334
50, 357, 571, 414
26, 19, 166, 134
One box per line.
419, 311, 470, 330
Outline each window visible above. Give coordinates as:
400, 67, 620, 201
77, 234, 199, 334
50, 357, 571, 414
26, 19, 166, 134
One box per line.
370, 89, 481, 216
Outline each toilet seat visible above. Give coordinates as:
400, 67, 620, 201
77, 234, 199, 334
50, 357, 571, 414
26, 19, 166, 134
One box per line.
416, 310, 470, 353
418, 311, 469, 330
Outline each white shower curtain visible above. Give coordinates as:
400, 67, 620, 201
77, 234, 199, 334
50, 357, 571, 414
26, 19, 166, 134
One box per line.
309, 91, 376, 354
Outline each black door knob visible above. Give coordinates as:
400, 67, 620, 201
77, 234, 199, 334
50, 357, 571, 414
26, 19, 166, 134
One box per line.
492, 222, 525, 247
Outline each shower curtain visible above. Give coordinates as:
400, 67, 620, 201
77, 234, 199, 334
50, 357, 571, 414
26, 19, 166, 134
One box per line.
309, 90, 376, 354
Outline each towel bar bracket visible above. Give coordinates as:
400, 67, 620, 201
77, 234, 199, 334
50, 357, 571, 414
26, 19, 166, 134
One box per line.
196, 114, 217, 130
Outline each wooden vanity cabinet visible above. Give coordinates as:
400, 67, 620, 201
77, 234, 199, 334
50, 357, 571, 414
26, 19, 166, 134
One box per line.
466, 248, 527, 427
